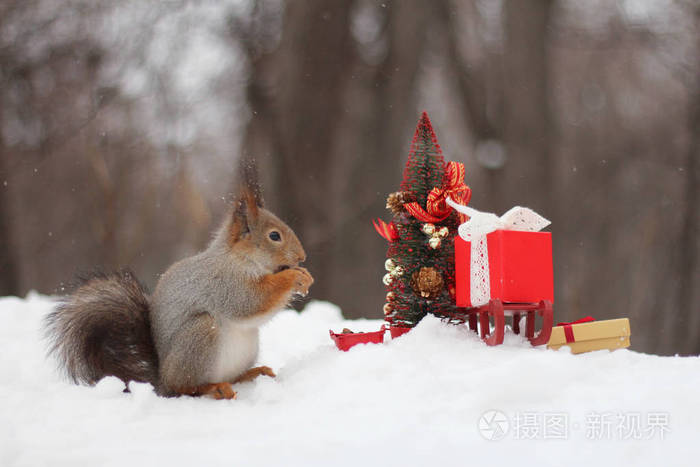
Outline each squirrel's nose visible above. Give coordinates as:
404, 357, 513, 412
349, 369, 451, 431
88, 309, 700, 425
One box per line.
298, 252, 306, 264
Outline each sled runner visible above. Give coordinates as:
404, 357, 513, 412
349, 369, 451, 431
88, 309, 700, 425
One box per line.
464, 299, 553, 346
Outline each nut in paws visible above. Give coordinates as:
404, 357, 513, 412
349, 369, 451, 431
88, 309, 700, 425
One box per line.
291, 267, 314, 296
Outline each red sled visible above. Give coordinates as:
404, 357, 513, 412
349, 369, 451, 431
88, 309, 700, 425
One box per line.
454, 230, 554, 346
329, 326, 386, 351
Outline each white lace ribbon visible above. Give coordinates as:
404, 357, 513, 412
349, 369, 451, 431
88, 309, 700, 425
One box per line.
446, 197, 551, 307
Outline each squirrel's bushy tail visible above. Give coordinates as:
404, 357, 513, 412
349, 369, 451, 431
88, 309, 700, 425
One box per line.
45, 271, 159, 387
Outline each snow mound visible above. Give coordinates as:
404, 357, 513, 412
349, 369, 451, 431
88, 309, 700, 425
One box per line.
1, 294, 698, 466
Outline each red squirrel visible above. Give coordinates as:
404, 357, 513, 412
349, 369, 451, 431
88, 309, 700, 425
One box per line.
45, 175, 313, 399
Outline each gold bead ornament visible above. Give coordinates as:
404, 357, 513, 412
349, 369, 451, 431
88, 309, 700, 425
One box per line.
422, 223, 448, 249
422, 223, 436, 236
383, 303, 394, 315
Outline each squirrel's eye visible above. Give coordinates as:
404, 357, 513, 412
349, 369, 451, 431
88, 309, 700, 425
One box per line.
269, 231, 281, 242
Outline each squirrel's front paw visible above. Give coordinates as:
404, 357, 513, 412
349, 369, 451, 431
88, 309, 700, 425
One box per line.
290, 267, 314, 296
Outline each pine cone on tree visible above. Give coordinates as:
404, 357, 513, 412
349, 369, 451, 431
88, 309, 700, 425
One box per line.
410, 267, 444, 299
386, 191, 415, 215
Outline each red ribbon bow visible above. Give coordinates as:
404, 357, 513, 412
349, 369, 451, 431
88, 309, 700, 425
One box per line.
557, 316, 595, 343
404, 162, 472, 224
373, 218, 399, 242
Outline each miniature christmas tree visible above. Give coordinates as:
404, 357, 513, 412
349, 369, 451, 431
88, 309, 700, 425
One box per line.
375, 112, 471, 327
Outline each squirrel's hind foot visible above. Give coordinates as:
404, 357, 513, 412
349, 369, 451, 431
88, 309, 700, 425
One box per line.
177, 382, 237, 400
233, 366, 276, 384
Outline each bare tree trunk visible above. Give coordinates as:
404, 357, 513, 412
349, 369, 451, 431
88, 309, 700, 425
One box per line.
0, 129, 19, 296
439, 0, 502, 143
327, 0, 432, 318
500, 0, 554, 214
676, 89, 700, 354
241, 0, 431, 317
675, 5, 700, 354
240, 0, 354, 311
0, 20, 20, 295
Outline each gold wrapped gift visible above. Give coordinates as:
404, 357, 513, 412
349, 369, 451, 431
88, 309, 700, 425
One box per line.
547, 318, 630, 354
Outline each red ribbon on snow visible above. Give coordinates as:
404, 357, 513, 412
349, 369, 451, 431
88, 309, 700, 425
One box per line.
557, 316, 595, 343
403, 162, 472, 224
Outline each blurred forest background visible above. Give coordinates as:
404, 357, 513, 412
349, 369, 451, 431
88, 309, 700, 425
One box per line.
0, 0, 697, 355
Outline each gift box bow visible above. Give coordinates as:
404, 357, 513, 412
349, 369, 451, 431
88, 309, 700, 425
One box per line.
446, 198, 551, 307
446, 198, 551, 240
557, 316, 595, 343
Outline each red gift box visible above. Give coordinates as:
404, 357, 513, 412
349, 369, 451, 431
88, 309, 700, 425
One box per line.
454, 230, 554, 308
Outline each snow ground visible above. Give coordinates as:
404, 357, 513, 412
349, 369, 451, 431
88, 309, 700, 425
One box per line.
1, 294, 699, 467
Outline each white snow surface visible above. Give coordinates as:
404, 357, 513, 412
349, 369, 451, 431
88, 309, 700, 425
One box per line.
1, 293, 699, 466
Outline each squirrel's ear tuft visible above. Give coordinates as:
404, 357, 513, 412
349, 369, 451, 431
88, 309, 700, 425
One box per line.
229, 186, 259, 243
240, 158, 264, 208
229, 157, 264, 244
